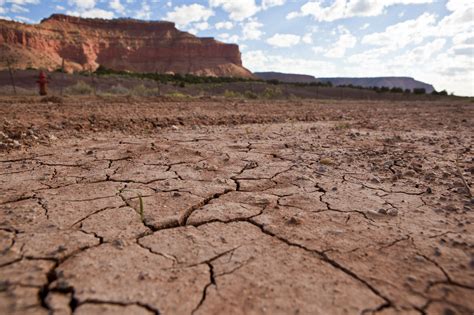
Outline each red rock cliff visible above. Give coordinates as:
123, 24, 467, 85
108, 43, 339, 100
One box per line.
0, 14, 254, 78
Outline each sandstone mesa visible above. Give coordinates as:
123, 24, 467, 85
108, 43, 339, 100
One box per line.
0, 14, 253, 78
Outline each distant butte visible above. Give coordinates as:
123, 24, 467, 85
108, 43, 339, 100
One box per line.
0, 14, 254, 78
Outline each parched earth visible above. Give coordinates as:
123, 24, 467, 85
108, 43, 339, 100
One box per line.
0, 98, 473, 314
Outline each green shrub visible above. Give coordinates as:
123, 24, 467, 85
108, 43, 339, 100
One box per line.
65, 81, 93, 95
261, 87, 283, 99
244, 90, 258, 99
390, 87, 403, 93
413, 88, 426, 95
166, 92, 190, 99
109, 84, 130, 95
223, 90, 242, 98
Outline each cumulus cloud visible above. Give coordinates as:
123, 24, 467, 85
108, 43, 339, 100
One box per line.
68, 0, 96, 10
266, 33, 301, 47
165, 4, 213, 27
325, 28, 356, 58
135, 1, 152, 20
188, 21, 210, 34
215, 21, 233, 30
67, 8, 115, 19
217, 32, 240, 43
302, 33, 313, 44
287, 0, 434, 21
65, 0, 116, 19
109, 0, 126, 15
261, 0, 286, 10
241, 18, 264, 40
243, 50, 336, 74
209, 0, 259, 21
362, 13, 436, 51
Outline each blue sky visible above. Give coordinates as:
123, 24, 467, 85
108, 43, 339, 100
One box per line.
0, 0, 473, 95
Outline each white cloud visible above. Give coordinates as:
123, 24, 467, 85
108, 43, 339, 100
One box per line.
135, 1, 151, 20
266, 33, 301, 47
68, 0, 96, 10
188, 21, 210, 34
286, 0, 434, 21
312, 46, 324, 54
360, 23, 369, 30
209, 0, 259, 21
261, 0, 285, 10
325, 27, 356, 58
243, 50, 336, 75
302, 33, 313, 44
5, 0, 39, 4
10, 4, 28, 13
109, 0, 125, 15
215, 21, 233, 30
217, 32, 240, 43
362, 13, 436, 51
165, 4, 213, 27
241, 18, 264, 40
67, 8, 115, 19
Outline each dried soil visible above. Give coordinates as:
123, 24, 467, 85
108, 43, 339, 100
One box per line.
0, 97, 473, 314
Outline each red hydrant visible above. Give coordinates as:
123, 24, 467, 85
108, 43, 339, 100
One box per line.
37, 71, 48, 96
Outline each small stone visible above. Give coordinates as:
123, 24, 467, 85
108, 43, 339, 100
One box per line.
371, 177, 381, 184
286, 216, 301, 225
406, 275, 417, 282
171, 125, 179, 130
378, 208, 387, 215
387, 208, 398, 216
49, 134, 58, 141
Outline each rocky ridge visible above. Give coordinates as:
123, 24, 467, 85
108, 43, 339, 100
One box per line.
0, 14, 253, 78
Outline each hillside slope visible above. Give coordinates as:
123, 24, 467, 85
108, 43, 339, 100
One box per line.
255, 72, 434, 92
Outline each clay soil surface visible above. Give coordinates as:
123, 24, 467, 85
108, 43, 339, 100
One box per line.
1, 97, 473, 314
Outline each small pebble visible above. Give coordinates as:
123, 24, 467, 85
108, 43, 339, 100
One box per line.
387, 208, 398, 216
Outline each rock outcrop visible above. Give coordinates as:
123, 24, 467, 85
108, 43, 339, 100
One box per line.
255, 72, 435, 92
0, 14, 253, 78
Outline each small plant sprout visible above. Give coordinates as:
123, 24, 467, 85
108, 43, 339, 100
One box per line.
137, 193, 145, 222
120, 188, 145, 223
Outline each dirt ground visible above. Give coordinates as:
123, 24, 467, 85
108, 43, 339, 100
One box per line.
1, 97, 473, 314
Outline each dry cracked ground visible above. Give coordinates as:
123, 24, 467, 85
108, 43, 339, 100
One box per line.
1, 98, 473, 314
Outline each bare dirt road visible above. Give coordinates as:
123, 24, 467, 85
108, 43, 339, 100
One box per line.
1, 97, 473, 314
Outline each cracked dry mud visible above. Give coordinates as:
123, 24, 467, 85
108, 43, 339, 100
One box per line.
1, 99, 473, 314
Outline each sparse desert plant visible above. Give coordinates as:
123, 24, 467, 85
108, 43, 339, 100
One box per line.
261, 87, 283, 99
413, 88, 426, 95
166, 91, 190, 99
131, 84, 149, 96
120, 189, 145, 223
109, 84, 130, 95
137, 194, 145, 222
320, 158, 334, 165
244, 90, 258, 99
223, 90, 242, 98
65, 81, 94, 95
0, 86, 36, 95
334, 122, 351, 130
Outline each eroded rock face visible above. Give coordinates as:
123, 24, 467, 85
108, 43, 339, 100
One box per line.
0, 14, 253, 78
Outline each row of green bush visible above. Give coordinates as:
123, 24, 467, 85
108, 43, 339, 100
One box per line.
48, 65, 452, 96
91, 65, 257, 85
63, 81, 286, 100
